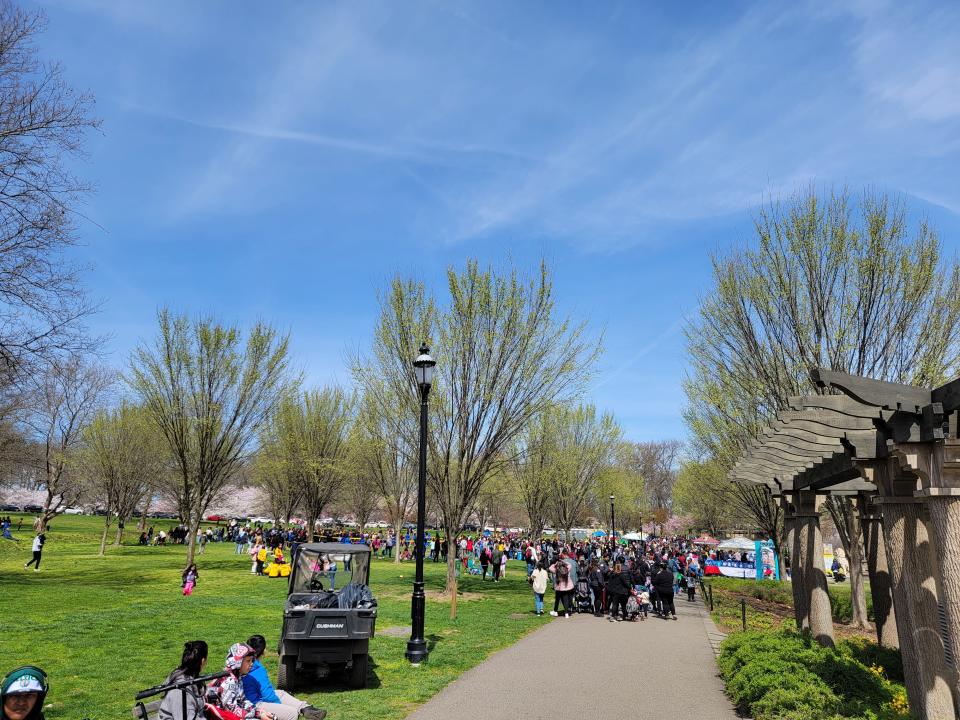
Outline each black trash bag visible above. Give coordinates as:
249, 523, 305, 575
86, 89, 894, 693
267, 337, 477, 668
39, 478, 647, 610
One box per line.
337, 583, 377, 609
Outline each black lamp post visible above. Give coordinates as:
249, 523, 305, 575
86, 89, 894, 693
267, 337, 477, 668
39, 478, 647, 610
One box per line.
406, 343, 435, 666
609, 495, 616, 544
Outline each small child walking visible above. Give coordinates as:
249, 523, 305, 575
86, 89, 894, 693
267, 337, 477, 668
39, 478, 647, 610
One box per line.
182, 563, 199, 596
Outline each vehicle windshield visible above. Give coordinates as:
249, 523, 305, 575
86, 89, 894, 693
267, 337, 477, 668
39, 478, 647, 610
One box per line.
291, 549, 369, 593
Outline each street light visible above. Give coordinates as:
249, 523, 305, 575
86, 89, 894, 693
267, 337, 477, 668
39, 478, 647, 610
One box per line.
609, 495, 616, 544
406, 343, 435, 666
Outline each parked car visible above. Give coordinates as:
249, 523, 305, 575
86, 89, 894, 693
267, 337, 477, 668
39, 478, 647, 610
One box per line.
206, 514, 225, 522
0, 503, 20, 512
23, 504, 43, 514
63, 507, 83, 515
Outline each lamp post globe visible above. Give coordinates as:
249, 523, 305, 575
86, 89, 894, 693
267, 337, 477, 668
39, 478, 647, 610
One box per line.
407, 343, 435, 666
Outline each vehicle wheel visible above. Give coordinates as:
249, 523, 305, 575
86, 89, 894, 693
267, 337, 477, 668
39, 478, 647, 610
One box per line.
277, 656, 296, 691
348, 653, 368, 688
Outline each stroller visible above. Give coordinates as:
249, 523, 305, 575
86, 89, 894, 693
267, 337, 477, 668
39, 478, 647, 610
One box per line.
625, 588, 645, 621
574, 578, 593, 614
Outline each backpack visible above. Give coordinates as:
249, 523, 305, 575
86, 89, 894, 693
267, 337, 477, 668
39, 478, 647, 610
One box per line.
257, 548, 267, 562
555, 560, 570, 580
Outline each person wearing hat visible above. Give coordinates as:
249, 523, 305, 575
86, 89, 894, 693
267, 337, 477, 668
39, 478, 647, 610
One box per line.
206, 644, 274, 720
242, 635, 325, 720
1, 666, 47, 720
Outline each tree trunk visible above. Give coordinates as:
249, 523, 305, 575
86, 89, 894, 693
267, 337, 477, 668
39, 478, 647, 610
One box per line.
847, 521, 869, 629
138, 497, 152, 532
446, 533, 458, 620
98, 517, 110, 556
859, 495, 898, 647
308, 514, 318, 542
393, 518, 403, 565
831, 498, 869, 630
114, 519, 125, 546
185, 515, 200, 567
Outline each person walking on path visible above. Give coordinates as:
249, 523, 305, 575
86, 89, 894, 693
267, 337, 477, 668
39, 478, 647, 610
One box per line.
23, 533, 44, 572
587, 559, 606, 617
606, 562, 631, 621
480, 546, 491, 580
652, 563, 677, 619
529, 561, 548, 616
548, 553, 574, 617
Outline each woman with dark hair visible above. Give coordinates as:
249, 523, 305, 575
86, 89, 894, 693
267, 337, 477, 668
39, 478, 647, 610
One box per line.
182, 564, 199, 596
158, 641, 208, 720
605, 562, 631, 621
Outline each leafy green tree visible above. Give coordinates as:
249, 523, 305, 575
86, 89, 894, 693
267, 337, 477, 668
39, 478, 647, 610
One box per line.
511, 411, 558, 539
672, 458, 735, 537
353, 260, 599, 618
21, 356, 112, 531
128, 310, 292, 565
80, 403, 166, 554
354, 387, 416, 564
549, 404, 621, 538
684, 186, 960, 629
266, 388, 354, 541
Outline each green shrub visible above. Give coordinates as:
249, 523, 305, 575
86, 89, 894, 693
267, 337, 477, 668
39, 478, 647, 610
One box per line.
719, 630, 909, 720
839, 636, 904, 683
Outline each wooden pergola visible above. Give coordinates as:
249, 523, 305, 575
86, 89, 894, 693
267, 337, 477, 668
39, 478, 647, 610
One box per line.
731, 369, 960, 720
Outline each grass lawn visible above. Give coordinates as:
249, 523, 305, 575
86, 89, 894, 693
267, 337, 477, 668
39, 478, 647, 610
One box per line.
0, 514, 546, 720
702, 576, 875, 638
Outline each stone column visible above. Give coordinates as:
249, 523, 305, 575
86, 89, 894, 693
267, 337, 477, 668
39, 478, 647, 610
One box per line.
924, 496, 960, 697
784, 494, 808, 631
794, 490, 834, 647
881, 496, 955, 719
919, 439, 960, 708
859, 493, 898, 647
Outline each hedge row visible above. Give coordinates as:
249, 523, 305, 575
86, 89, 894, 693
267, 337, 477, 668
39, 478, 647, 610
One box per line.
718, 630, 910, 720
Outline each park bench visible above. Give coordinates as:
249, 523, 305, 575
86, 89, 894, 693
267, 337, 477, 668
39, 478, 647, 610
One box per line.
133, 669, 227, 720
131, 699, 160, 720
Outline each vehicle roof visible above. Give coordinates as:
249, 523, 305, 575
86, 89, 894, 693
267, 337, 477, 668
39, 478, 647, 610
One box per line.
297, 542, 370, 554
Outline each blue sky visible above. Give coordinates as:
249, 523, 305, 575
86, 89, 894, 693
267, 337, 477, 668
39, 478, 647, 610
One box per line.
29, 0, 960, 442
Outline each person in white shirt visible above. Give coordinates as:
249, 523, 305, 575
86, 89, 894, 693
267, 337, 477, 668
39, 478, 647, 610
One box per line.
529, 561, 549, 616
24, 533, 44, 571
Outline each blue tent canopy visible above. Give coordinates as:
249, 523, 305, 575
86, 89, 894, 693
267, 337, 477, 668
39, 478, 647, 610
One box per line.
592, 530, 607, 537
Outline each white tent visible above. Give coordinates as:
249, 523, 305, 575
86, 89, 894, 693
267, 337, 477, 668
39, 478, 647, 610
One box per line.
622, 531, 644, 541
718, 537, 756, 551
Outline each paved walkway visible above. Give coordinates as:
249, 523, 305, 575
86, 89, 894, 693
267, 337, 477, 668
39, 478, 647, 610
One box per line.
407, 597, 740, 720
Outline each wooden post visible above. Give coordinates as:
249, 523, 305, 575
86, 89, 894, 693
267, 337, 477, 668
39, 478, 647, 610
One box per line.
859, 492, 898, 647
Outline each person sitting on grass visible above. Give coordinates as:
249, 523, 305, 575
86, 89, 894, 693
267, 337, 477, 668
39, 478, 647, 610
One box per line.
1, 665, 47, 720
158, 641, 208, 720
241, 635, 326, 720
206, 644, 274, 720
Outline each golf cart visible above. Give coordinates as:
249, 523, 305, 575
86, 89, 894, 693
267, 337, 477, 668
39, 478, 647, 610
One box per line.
276, 542, 377, 690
